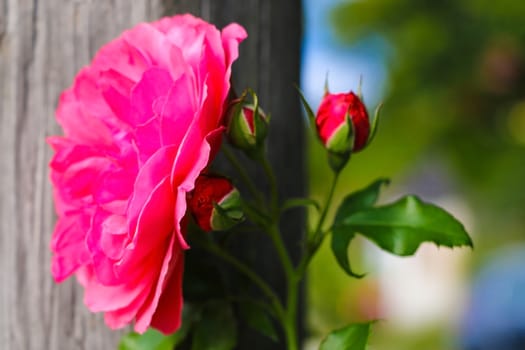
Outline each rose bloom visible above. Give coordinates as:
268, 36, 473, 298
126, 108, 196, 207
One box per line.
48, 15, 246, 334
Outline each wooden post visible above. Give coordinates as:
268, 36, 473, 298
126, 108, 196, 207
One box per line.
0, 0, 303, 348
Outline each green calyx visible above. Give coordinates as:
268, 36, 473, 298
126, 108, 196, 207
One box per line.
326, 112, 354, 173
226, 90, 269, 158
365, 102, 383, 147
327, 151, 351, 174
210, 188, 244, 231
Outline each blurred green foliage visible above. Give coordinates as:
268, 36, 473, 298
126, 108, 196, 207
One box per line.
308, 0, 525, 348
331, 0, 525, 220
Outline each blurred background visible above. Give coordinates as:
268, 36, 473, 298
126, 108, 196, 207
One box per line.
301, 0, 525, 349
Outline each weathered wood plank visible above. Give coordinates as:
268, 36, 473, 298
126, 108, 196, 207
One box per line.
0, 1, 162, 349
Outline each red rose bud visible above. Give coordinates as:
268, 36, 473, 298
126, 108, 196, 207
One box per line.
315, 91, 370, 171
188, 175, 243, 232
316, 91, 370, 152
226, 92, 269, 157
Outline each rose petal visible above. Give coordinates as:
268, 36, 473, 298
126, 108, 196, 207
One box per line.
126, 146, 178, 237
120, 175, 176, 276
171, 128, 224, 248
150, 248, 184, 334
130, 67, 174, 126
49, 15, 247, 334
133, 233, 180, 333
51, 214, 91, 282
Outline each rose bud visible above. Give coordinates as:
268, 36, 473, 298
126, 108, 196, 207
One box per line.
315, 91, 370, 171
188, 175, 244, 232
226, 91, 269, 157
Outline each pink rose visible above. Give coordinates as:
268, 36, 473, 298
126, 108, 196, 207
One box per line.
48, 14, 246, 334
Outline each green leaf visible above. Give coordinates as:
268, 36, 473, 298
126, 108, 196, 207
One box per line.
281, 197, 321, 213
171, 304, 199, 348
334, 195, 472, 269
239, 302, 278, 342
331, 179, 389, 277
192, 302, 237, 350
118, 304, 198, 350
334, 179, 390, 223
331, 229, 363, 278
319, 322, 372, 350
295, 85, 317, 128
118, 329, 177, 350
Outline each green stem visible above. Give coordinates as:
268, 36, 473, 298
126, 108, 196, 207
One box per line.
284, 308, 299, 350
225, 295, 277, 318
242, 200, 271, 227
267, 224, 295, 281
222, 145, 265, 205
280, 197, 321, 214
213, 235, 297, 350
295, 171, 340, 281
261, 155, 279, 218
284, 273, 299, 350
202, 241, 285, 319
259, 152, 300, 349
267, 223, 299, 350
314, 171, 340, 237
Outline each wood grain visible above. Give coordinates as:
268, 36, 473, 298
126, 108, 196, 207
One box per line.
0, 1, 162, 349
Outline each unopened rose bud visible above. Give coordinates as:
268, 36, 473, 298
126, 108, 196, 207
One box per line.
188, 175, 244, 232
315, 91, 370, 171
226, 92, 268, 157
